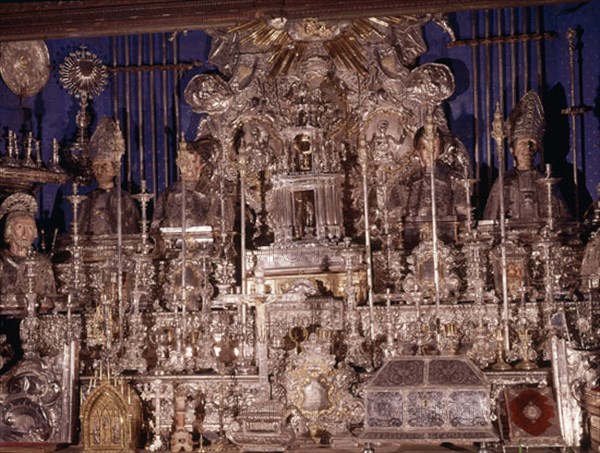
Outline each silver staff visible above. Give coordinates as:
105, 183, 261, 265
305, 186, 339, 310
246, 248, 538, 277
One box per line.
179, 134, 188, 335
117, 119, 124, 345
522, 8, 530, 91
161, 33, 169, 187
492, 103, 511, 354
381, 168, 393, 284
237, 146, 251, 370
112, 37, 119, 121
566, 28, 578, 216
510, 8, 517, 106
425, 115, 442, 335
219, 144, 227, 255
149, 34, 158, 199
496, 9, 505, 117
137, 33, 145, 182
239, 147, 248, 295
484, 10, 493, 184
470, 12, 482, 210
124, 37, 132, 191
358, 134, 375, 345
172, 33, 181, 154
535, 7, 544, 163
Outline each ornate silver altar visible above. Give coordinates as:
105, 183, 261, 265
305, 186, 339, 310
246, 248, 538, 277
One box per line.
0, 10, 599, 453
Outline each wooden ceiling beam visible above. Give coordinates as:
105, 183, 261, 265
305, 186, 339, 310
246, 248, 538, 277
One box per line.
0, 0, 568, 41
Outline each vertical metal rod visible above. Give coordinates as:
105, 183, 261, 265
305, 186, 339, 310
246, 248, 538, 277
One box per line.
484, 11, 493, 184
545, 164, 555, 231
162, 34, 169, 187
426, 118, 441, 333
566, 28, 579, 218
179, 135, 187, 335
523, 7, 530, 91
240, 299, 248, 363
535, 6, 543, 91
536, 6, 544, 164
219, 147, 227, 245
173, 34, 181, 151
124, 36, 132, 192
471, 12, 481, 212
149, 34, 158, 198
510, 8, 517, 107
382, 179, 392, 278
112, 37, 119, 120
113, 41, 123, 345
359, 137, 375, 345
240, 156, 247, 294
496, 9, 505, 115
117, 126, 124, 345
137, 34, 145, 182
492, 104, 510, 352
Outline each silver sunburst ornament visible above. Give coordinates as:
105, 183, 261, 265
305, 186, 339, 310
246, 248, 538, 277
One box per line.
59, 45, 108, 99
59, 45, 109, 177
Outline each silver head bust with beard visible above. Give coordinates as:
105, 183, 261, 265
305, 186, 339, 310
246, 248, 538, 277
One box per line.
0, 193, 56, 302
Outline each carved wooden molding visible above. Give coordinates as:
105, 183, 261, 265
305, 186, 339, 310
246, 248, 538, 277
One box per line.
0, 0, 566, 41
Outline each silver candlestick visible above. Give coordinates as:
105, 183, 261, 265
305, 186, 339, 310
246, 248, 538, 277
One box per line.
133, 179, 154, 254
34, 139, 42, 168
49, 138, 62, 171
24, 132, 35, 167
539, 163, 561, 232
6, 130, 18, 166
66, 182, 87, 295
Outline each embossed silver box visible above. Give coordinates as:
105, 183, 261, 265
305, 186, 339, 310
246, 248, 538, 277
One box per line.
362, 356, 498, 443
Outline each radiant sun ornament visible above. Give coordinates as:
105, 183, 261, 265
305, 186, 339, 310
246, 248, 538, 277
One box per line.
59, 46, 109, 179
59, 46, 108, 100
231, 17, 402, 78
